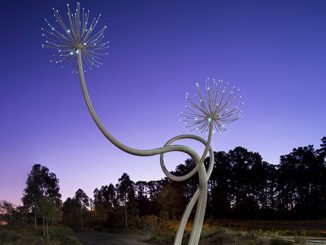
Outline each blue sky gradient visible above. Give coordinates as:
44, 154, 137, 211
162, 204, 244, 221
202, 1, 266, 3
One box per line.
0, 0, 325, 204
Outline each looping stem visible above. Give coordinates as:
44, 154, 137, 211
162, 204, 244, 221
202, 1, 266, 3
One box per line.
76, 51, 215, 245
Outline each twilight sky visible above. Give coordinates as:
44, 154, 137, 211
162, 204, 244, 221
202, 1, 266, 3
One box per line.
0, 0, 325, 205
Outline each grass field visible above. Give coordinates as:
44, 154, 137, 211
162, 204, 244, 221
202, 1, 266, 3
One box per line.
143, 219, 326, 245
208, 219, 326, 236
1, 220, 326, 245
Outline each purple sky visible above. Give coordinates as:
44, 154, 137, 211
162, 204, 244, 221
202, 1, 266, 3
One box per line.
0, 0, 325, 205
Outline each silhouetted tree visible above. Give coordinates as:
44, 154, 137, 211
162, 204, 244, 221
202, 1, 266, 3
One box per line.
317, 137, 326, 218
209, 151, 232, 218
38, 196, 59, 242
22, 164, 61, 231
93, 184, 117, 228
228, 147, 261, 217
0, 201, 16, 225
135, 181, 151, 217
157, 180, 186, 220
174, 159, 198, 200
317, 137, 326, 159
62, 197, 80, 228
116, 173, 136, 230
74, 189, 90, 229
22, 136, 325, 231
276, 145, 325, 219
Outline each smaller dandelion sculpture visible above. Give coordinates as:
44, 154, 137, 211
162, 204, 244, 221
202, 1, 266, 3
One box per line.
42, 3, 242, 245
180, 79, 243, 134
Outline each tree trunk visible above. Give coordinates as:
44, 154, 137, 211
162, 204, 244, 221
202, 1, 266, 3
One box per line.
124, 206, 128, 230
34, 207, 38, 231
46, 219, 49, 244
42, 215, 45, 238
80, 210, 83, 230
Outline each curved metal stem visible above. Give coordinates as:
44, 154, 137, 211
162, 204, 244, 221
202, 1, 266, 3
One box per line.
187, 123, 213, 245
76, 51, 215, 245
159, 132, 214, 244
77, 52, 199, 160
175, 189, 199, 244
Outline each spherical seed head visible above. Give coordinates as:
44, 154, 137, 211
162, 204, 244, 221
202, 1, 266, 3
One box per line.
180, 78, 243, 134
41, 2, 109, 72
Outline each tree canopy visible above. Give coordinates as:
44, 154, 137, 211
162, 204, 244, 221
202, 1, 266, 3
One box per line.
3, 136, 325, 231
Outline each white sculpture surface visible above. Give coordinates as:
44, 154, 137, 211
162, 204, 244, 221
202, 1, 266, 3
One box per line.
42, 3, 242, 244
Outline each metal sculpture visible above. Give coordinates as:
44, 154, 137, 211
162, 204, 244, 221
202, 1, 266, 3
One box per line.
42, 3, 242, 244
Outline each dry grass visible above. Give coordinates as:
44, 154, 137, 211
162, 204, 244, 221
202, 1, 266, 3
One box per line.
142, 218, 321, 245
0, 225, 81, 245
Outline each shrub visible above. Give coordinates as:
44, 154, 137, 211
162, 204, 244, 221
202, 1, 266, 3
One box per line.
293, 235, 307, 245
269, 238, 293, 245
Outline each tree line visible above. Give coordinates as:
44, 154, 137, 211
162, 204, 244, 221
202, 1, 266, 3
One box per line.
1, 137, 325, 231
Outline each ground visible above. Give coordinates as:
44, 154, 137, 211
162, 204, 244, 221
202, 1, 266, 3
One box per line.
76, 231, 152, 245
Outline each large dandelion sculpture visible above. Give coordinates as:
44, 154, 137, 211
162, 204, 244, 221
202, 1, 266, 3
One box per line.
42, 3, 242, 245
42, 2, 109, 71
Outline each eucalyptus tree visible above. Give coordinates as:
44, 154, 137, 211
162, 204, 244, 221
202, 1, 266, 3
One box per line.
174, 159, 198, 200
146, 180, 163, 215
277, 145, 323, 219
317, 137, 326, 217
38, 196, 59, 242
227, 147, 259, 217
116, 173, 136, 230
74, 189, 90, 229
62, 197, 80, 228
317, 137, 326, 160
158, 180, 186, 220
22, 164, 61, 230
209, 151, 233, 218
135, 181, 151, 216
0, 201, 16, 225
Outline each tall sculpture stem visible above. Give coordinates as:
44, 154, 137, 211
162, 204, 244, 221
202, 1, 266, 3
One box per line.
76, 50, 214, 245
